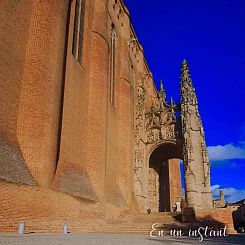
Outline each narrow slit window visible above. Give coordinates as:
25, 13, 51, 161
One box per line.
130, 62, 135, 100
110, 28, 117, 105
72, 0, 86, 64
72, 0, 80, 57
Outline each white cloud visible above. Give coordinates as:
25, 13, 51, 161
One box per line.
211, 185, 245, 203
208, 142, 245, 161
182, 185, 245, 203
211, 184, 220, 192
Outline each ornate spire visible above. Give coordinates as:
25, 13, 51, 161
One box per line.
181, 59, 197, 106
159, 80, 166, 101
181, 59, 192, 84
180, 59, 213, 209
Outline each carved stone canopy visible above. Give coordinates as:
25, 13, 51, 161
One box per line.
145, 92, 182, 145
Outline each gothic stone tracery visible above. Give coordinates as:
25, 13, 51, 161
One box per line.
134, 61, 213, 212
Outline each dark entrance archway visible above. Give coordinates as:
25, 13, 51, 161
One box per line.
148, 142, 183, 212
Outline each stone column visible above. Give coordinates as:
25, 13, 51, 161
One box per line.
181, 60, 213, 209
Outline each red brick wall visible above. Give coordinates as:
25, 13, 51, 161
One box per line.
0, 180, 99, 232
0, 0, 159, 229
0, 0, 35, 185
53, 0, 99, 204
168, 159, 182, 210
182, 207, 237, 234
17, 0, 70, 188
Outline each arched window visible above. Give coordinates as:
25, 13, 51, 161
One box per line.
72, 0, 86, 64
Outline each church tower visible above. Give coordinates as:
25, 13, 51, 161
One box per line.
180, 60, 213, 209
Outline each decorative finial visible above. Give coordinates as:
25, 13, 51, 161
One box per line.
159, 80, 166, 100
181, 59, 191, 81
170, 97, 174, 107
160, 80, 164, 91
182, 59, 187, 65
181, 59, 189, 71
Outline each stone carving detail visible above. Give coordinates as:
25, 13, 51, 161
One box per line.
147, 129, 160, 143
134, 80, 146, 196
201, 140, 210, 186
163, 124, 176, 140
145, 81, 181, 145
135, 80, 145, 138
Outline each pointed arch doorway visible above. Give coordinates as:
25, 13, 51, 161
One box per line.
148, 142, 183, 212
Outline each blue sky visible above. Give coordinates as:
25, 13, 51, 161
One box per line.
124, 0, 245, 203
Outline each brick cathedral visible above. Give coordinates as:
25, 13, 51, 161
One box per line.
0, 0, 236, 233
